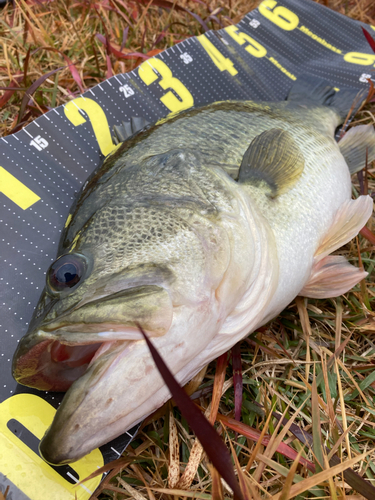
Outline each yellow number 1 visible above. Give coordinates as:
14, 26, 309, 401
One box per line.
0, 166, 40, 210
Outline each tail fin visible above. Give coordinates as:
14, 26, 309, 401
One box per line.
287, 75, 367, 122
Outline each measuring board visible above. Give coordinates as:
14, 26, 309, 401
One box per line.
1, 0, 375, 498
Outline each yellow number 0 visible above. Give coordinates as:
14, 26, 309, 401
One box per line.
344, 52, 375, 66
0, 394, 103, 499
0, 166, 40, 210
64, 97, 116, 157
138, 58, 194, 113
225, 26, 267, 58
258, 0, 299, 31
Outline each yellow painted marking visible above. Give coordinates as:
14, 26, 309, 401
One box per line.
299, 25, 342, 54
268, 56, 296, 80
0, 394, 104, 499
225, 26, 267, 58
197, 34, 238, 75
0, 166, 40, 210
258, 0, 299, 31
65, 213, 72, 228
64, 98, 116, 157
138, 58, 194, 113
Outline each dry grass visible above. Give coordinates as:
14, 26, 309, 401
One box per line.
1, 0, 375, 499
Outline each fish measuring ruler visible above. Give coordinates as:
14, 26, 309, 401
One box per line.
1, 0, 375, 498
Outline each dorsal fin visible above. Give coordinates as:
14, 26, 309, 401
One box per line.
238, 128, 304, 197
112, 116, 150, 144
287, 74, 367, 122
338, 124, 375, 174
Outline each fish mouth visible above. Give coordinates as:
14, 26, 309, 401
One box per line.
13, 284, 173, 392
13, 336, 112, 392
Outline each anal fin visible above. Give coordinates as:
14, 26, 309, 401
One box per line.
238, 128, 304, 197
300, 255, 367, 299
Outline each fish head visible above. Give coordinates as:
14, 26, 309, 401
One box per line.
13, 149, 244, 464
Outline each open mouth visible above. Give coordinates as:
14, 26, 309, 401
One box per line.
13, 284, 174, 392
13, 338, 108, 392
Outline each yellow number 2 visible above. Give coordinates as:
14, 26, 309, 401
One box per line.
64, 97, 116, 157
0, 166, 40, 210
197, 34, 238, 75
138, 58, 194, 113
258, 0, 299, 31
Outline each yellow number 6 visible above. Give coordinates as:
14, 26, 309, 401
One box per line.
258, 0, 299, 31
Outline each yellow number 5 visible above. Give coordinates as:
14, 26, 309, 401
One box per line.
138, 58, 194, 113
225, 26, 267, 58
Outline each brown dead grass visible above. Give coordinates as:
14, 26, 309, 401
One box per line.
2, 0, 375, 499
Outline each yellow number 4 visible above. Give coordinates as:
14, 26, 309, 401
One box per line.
197, 34, 238, 76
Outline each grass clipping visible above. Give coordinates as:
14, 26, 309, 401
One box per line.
2, 0, 375, 499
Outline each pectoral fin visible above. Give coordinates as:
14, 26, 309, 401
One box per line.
238, 128, 304, 197
339, 124, 375, 174
315, 196, 373, 260
300, 255, 367, 299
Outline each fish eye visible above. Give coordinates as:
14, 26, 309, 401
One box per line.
47, 254, 87, 294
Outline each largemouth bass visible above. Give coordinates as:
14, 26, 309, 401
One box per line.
13, 77, 375, 464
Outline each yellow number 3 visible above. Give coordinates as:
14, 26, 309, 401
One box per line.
138, 58, 194, 113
